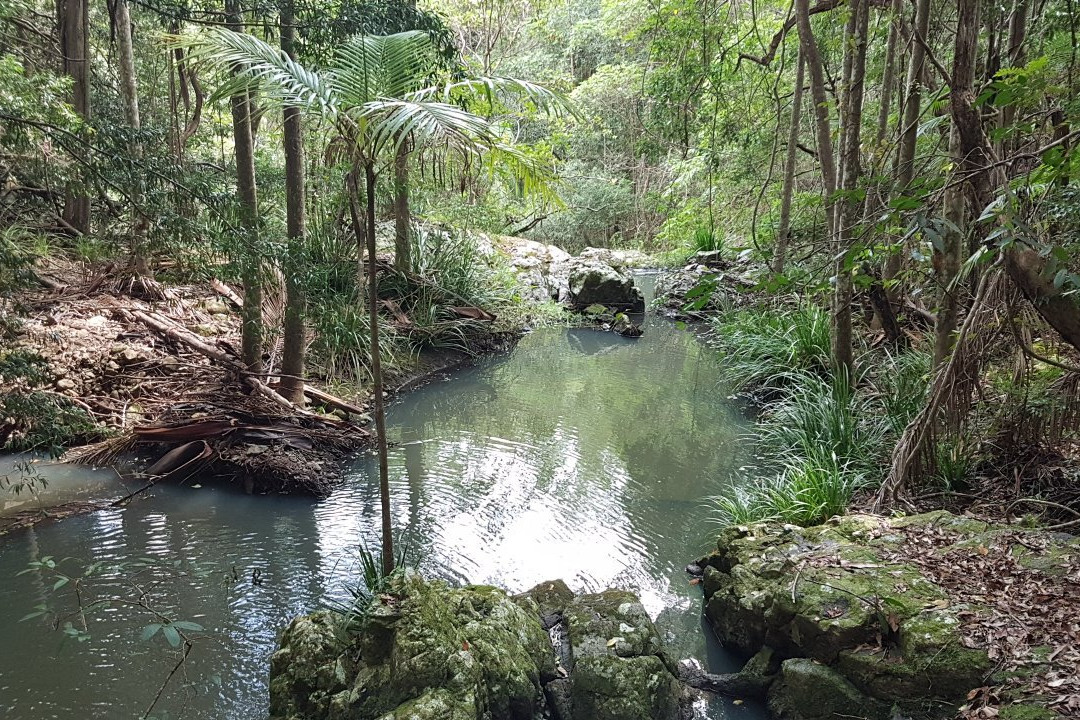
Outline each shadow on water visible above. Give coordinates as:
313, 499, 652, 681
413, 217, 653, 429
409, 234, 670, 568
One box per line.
0, 274, 765, 719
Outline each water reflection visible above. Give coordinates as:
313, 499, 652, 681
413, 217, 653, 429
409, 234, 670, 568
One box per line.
0, 311, 762, 719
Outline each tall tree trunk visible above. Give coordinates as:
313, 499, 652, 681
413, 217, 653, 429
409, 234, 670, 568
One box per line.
113, 0, 151, 277
884, 0, 932, 291
945, 0, 1080, 356
279, 0, 306, 405
834, 0, 869, 375
774, 54, 805, 275
58, 0, 90, 235
935, 0, 981, 367
226, 0, 263, 375
393, 142, 411, 272
999, 0, 1028, 153
364, 161, 393, 576
794, 0, 839, 228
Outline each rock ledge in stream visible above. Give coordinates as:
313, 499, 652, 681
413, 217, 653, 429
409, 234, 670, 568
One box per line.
268, 573, 693, 720
697, 511, 1076, 720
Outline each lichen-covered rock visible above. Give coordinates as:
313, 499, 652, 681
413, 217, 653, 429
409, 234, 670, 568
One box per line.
561, 590, 690, 720
767, 658, 890, 720
567, 262, 644, 311
269, 573, 555, 720
513, 579, 575, 629
698, 512, 1076, 720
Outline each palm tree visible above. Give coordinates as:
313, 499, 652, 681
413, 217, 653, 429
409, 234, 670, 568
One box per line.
177, 28, 567, 575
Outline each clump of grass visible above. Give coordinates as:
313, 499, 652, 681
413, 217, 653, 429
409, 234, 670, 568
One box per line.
711, 336, 933, 528
327, 541, 411, 641
708, 303, 831, 394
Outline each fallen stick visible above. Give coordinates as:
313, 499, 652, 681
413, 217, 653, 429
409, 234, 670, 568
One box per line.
210, 278, 244, 308
303, 384, 367, 416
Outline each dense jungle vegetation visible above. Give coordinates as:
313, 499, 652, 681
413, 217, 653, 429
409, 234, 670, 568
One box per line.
3, 0, 1080, 537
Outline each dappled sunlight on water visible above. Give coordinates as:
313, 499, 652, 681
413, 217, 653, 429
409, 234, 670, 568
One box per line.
0, 296, 763, 719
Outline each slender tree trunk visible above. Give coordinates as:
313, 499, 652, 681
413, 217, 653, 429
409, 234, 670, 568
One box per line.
279, 0, 306, 405
774, 54, 805, 275
884, 0, 932, 291
226, 0, 263, 375
999, 0, 1028, 153
834, 0, 869, 375
393, 142, 411, 273
935, 0, 981, 367
59, 0, 90, 234
364, 161, 393, 576
795, 0, 839, 225
113, 0, 151, 277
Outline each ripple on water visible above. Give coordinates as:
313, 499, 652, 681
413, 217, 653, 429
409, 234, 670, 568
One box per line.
0, 315, 762, 719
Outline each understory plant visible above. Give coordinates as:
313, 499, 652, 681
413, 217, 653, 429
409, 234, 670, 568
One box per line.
327, 541, 411, 640
711, 305, 933, 527
708, 302, 831, 395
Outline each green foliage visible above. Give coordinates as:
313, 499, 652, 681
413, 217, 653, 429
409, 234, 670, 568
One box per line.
707, 303, 831, 393
327, 541, 411, 637
0, 225, 46, 293
711, 324, 933, 528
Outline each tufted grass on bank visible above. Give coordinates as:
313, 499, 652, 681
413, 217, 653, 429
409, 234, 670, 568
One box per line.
707, 302, 831, 394
710, 304, 933, 527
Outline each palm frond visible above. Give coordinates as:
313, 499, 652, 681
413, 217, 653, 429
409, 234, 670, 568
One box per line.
412, 75, 576, 117
332, 31, 435, 109
169, 28, 335, 116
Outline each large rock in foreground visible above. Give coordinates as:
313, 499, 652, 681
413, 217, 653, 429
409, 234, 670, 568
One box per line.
696, 511, 1076, 720
269, 573, 555, 720
269, 574, 692, 720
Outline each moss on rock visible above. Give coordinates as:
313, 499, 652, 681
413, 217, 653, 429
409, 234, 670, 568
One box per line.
269, 573, 554, 720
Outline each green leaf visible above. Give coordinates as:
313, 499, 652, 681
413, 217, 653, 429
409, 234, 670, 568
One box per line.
52, 577, 69, 591
141, 624, 162, 641
162, 625, 182, 648
19, 610, 47, 622
170, 621, 204, 632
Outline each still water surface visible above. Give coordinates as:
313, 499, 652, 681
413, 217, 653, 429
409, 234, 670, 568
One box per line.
0, 302, 763, 719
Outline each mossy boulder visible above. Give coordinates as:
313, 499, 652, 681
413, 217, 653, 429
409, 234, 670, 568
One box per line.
700, 512, 1000, 719
269, 573, 555, 720
567, 261, 644, 312
561, 590, 690, 720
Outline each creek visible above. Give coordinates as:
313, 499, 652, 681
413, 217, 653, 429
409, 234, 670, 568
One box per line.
0, 279, 764, 719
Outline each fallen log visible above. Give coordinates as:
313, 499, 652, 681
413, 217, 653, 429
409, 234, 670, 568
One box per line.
302, 384, 367, 416
210, 278, 244, 308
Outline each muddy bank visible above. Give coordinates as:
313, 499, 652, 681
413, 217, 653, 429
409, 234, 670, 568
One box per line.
693, 511, 1078, 719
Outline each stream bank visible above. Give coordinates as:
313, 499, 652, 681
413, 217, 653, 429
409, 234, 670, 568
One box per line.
2, 235, 648, 513
694, 510, 1078, 720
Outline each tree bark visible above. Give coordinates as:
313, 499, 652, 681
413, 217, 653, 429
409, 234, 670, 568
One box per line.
774, 54, 805, 275
393, 142, 411, 272
226, 0, 264, 375
279, 0, 306, 405
363, 162, 393, 576
795, 0, 839, 227
885, 0, 932, 291
834, 0, 869, 375
935, 0, 980, 367
113, 0, 151, 277
58, 0, 90, 235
